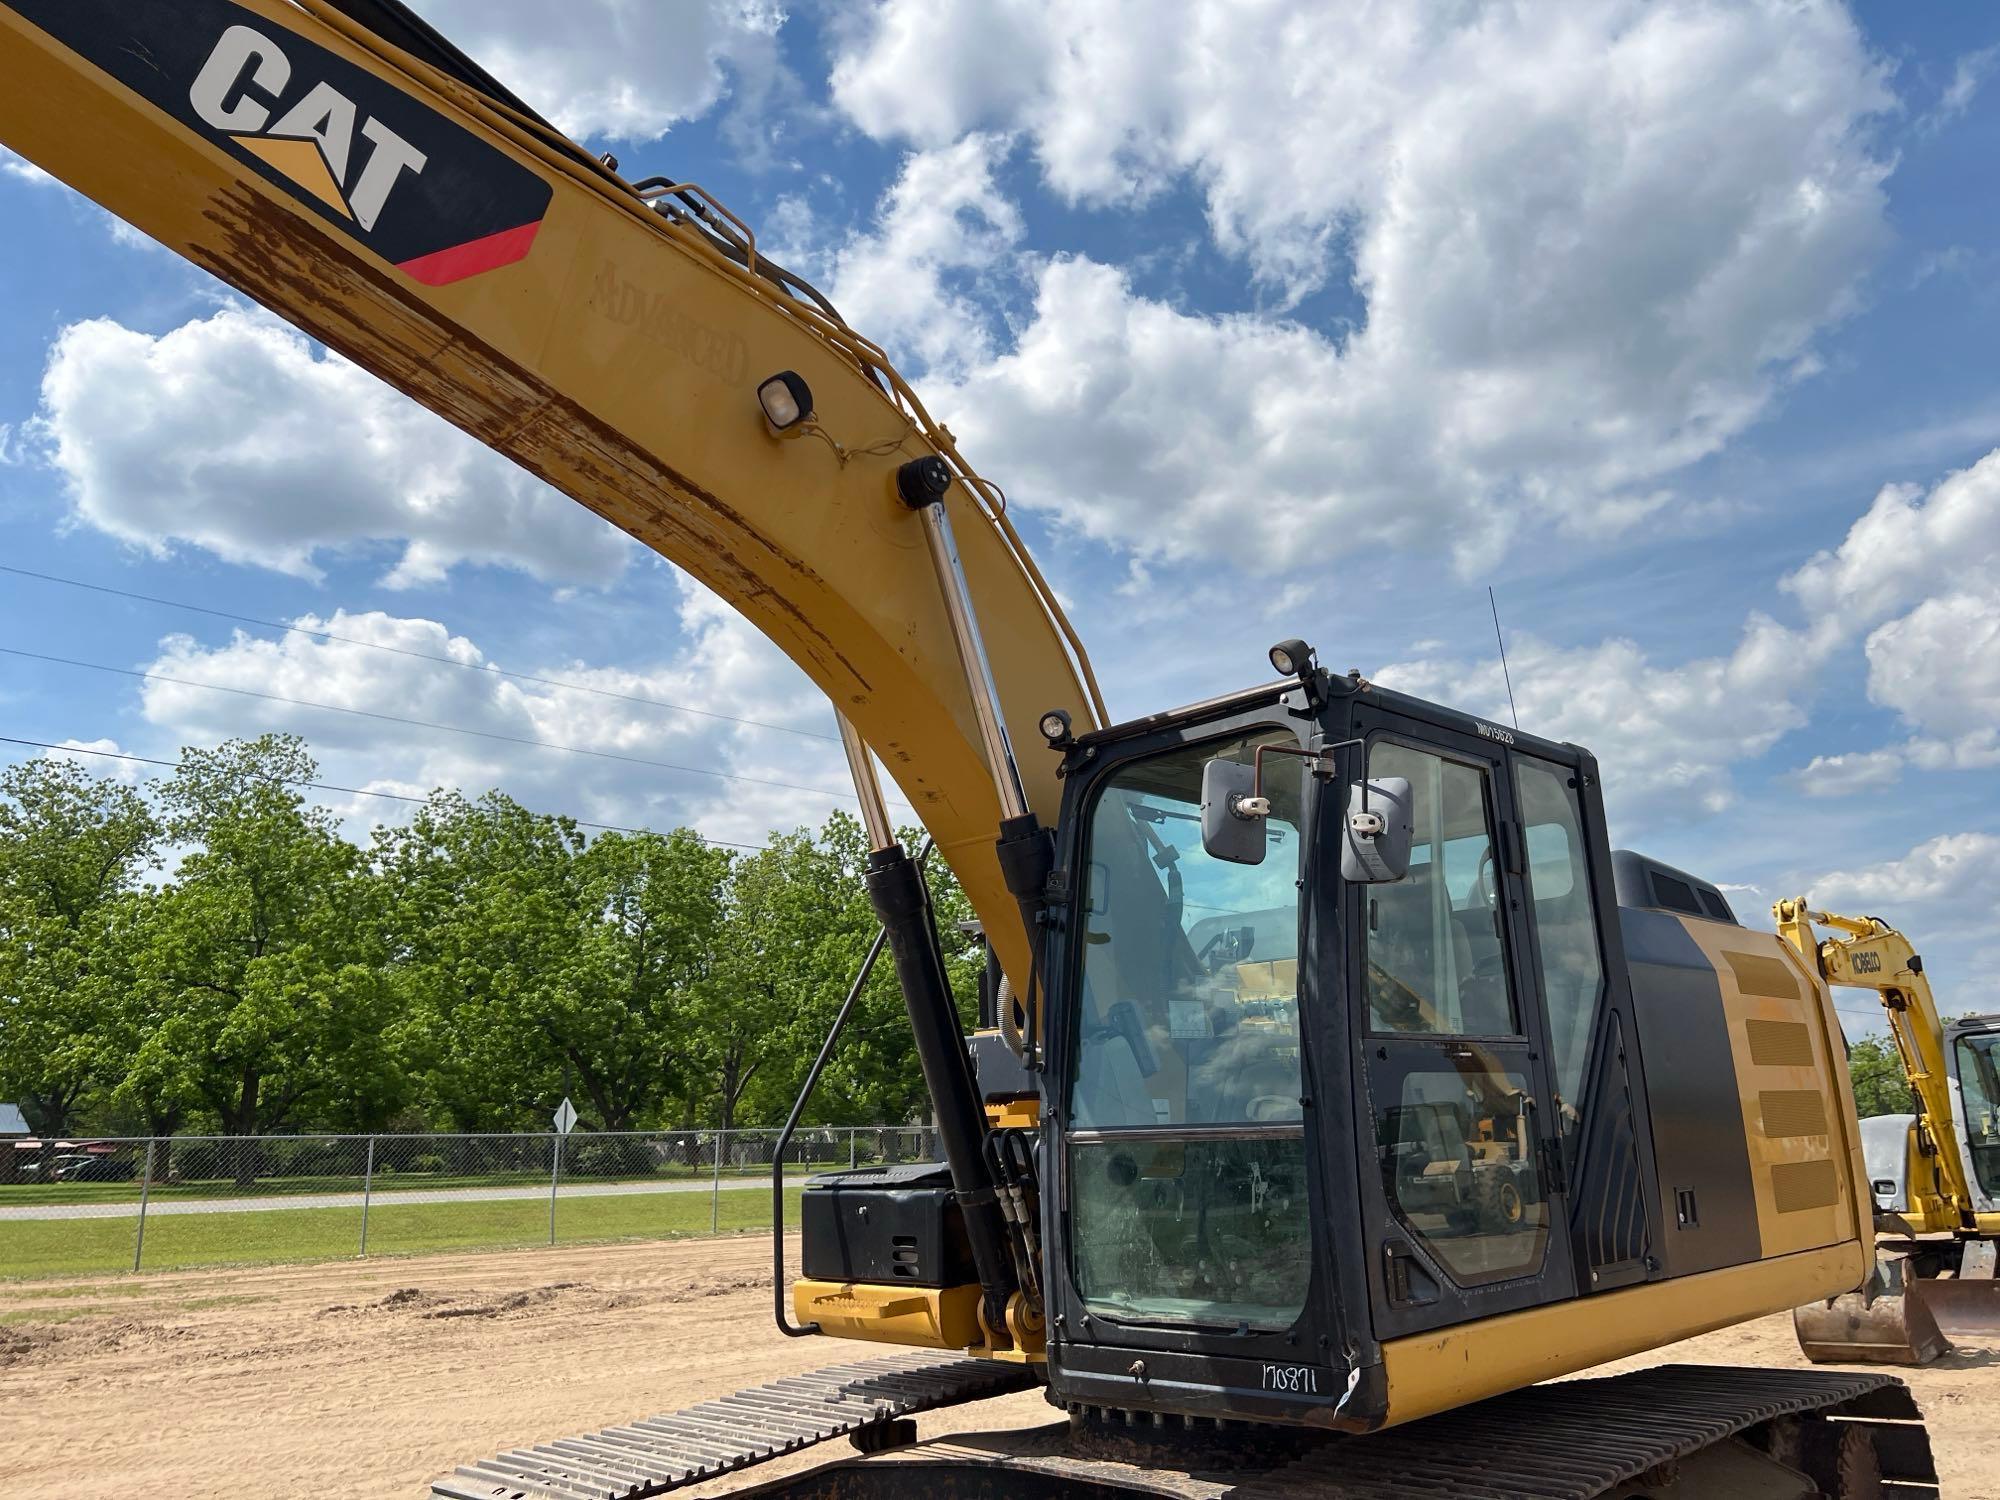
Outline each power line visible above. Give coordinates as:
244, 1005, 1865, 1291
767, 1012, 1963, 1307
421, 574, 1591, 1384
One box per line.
0, 563, 839, 743
0, 735, 769, 850
0, 644, 902, 808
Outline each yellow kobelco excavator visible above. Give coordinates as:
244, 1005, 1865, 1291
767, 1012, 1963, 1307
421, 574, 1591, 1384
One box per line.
1776, 904, 2000, 1365
0, 3, 1951, 1495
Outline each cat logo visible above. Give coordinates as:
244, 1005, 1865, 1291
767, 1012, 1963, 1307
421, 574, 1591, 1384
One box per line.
11, 0, 554, 286
191, 25, 426, 231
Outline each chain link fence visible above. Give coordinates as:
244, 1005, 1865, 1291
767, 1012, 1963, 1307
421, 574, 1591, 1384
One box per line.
0, 1126, 935, 1279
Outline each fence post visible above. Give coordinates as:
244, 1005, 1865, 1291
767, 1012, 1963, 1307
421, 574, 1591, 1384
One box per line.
548, 1131, 562, 1246
711, 1130, 724, 1233
358, 1135, 376, 1257
849, 1127, 858, 1170
131, 1139, 156, 1274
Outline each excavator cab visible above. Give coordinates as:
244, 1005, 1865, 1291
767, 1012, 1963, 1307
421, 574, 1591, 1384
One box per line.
1032, 667, 1665, 1429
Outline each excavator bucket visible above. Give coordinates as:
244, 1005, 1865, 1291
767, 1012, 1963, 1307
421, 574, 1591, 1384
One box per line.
1795, 1255, 1951, 1366
1794, 1288, 1949, 1366
1911, 1238, 2000, 1343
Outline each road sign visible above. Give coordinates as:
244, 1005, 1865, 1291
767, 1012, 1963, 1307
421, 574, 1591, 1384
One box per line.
553, 1097, 578, 1136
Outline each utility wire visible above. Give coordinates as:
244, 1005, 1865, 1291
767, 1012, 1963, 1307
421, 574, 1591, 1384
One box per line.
0, 645, 907, 809
0, 563, 839, 743
0, 735, 770, 850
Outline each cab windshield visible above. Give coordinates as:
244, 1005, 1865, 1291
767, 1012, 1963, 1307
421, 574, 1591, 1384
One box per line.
1956, 1030, 2000, 1199
1065, 730, 1312, 1330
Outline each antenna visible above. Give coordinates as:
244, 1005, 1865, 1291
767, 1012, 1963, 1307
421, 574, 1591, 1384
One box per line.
1488, 585, 1520, 731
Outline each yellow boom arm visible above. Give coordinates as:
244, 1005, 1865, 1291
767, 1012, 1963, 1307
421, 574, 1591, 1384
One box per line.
1774, 899, 1980, 1234
0, 0, 1105, 986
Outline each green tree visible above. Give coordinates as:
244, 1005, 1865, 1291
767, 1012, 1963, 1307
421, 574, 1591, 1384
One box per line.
1848, 1034, 1916, 1117
701, 826, 845, 1131
99, 887, 199, 1141
0, 730, 1007, 1149
572, 824, 731, 1130
379, 791, 575, 1132
133, 737, 404, 1162
384, 793, 729, 1133
712, 814, 980, 1131
0, 757, 159, 1138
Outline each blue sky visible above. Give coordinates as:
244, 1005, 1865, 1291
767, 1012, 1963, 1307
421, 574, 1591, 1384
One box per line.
3, 0, 1999, 1036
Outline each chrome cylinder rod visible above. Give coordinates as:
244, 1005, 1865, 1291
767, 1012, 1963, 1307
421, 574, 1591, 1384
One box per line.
836, 713, 897, 853
911, 489, 1029, 823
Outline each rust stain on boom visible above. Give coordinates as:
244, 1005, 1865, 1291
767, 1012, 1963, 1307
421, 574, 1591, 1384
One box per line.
193, 189, 871, 689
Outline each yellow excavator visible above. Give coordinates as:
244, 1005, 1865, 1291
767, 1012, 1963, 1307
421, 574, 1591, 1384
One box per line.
0, 3, 1951, 1495
1777, 904, 2000, 1364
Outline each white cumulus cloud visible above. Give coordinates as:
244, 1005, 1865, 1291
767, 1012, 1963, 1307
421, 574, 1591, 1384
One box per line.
32, 307, 633, 589
1376, 440, 2000, 814
0, 146, 52, 185
131, 588, 869, 849
1793, 749, 1906, 798
38, 738, 148, 787
1373, 615, 1810, 828
1777, 450, 2000, 777
1867, 592, 2000, 743
1805, 833, 2000, 930
829, 0, 1895, 573
405, 0, 789, 143
818, 135, 1025, 377
1784, 451, 2000, 630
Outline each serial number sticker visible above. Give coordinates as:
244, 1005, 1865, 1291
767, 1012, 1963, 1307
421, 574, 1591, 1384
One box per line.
1261, 1363, 1322, 1394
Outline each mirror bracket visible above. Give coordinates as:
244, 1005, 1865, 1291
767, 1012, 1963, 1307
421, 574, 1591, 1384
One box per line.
1202, 740, 1346, 865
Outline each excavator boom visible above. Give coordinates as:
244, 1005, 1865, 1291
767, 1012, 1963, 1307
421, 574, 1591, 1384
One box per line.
1776, 900, 2000, 1360
1774, 903, 1980, 1231
0, 0, 1101, 986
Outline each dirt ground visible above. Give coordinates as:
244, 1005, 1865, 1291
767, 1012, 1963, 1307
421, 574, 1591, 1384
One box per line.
0, 1236, 1993, 1499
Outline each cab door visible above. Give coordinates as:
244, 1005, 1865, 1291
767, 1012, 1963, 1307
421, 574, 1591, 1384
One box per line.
1347, 709, 1580, 1338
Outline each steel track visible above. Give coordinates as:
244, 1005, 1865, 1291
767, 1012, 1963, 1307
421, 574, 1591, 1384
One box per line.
433, 1360, 1936, 1500
430, 1351, 1038, 1500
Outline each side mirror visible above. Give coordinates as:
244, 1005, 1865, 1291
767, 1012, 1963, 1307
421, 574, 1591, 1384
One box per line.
1342, 777, 1412, 883
1200, 759, 1267, 865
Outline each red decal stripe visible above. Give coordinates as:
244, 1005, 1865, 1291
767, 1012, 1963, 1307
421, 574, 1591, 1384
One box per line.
396, 219, 544, 287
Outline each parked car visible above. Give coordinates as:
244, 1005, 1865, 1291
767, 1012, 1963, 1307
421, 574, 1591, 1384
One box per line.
57, 1154, 135, 1183
22, 1153, 95, 1181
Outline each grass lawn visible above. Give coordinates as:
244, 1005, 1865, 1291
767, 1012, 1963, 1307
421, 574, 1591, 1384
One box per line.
0, 1159, 845, 1206
0, 1185, 803, 1280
